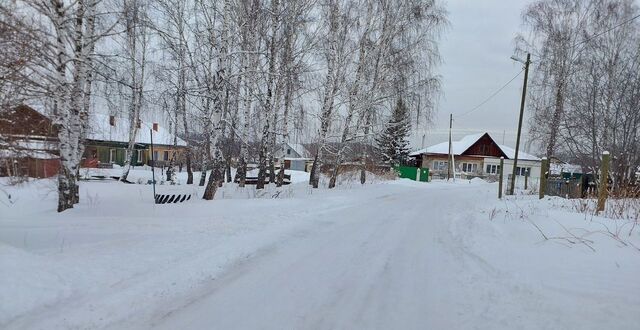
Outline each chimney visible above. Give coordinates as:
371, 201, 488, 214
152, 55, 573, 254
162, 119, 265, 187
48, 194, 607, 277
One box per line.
152, 123, 158, 132
109, 115, 115, 126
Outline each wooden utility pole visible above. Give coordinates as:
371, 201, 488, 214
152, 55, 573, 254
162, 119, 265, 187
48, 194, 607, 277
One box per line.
498, 157, 504, 199
539, 157, 548, 199
447, 114, 453, 181
509, 53, 531, 195
597, 151, 610, 213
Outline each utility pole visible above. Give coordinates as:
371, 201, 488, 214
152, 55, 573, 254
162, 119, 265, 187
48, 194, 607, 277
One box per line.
447, 114, 453, 181
150, 128, 156, 202
509, 53, 531, 195
498, 157, 504, 198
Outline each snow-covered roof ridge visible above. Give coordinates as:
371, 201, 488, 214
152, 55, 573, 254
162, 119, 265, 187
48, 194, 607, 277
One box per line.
286, 142, 312, 158
87, 113, 186, 147
410, 132, 540, 161
409, 133, 484, 157
497, 144, 540, 161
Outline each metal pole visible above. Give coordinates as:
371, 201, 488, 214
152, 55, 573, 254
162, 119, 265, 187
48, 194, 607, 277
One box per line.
150, 128, 156, 201
509, 53, 531, 195
447, 114, 453, 181
499, 157, 504, 199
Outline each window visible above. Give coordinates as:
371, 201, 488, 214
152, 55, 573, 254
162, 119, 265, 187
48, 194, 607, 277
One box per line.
287, 148, 291, 155
153, 151, 159, 161
516, 167, 531, 176
433, 160, 447, 171
486, 164, 500, 174
163, 151, 169, 161
136, 150, 144, 163
109, 149, 117, 163
462, 163, 478, 173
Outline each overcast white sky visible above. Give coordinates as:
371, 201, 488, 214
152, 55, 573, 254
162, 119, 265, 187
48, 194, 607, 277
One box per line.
413, 0, 535, 152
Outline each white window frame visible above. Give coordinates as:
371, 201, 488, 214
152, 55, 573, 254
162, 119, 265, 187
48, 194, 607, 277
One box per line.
136, 149, 144, 163
109, 149, 117, 163
516, 166, 531, 176
486, 164, 500, 174
433, 160, 447, 171
462, 162, 477, 173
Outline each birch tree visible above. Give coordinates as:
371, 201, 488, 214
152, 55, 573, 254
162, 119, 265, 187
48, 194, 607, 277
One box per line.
309, 0, 349, 188
4, 0, 108, 211
518, 0, 640, 188
517, 0, 595, 158
202, 0, 230, 200
236, 0, 260, 188
120, 0, 149, 182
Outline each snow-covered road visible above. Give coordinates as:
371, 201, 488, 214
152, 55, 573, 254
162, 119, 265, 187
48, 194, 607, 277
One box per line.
153, 186, 454, 329
146, 182, 638, 330
2, 177, 639, 329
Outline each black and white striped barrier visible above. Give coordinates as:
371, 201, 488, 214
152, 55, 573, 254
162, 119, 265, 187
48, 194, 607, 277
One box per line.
155, 193, 192, 204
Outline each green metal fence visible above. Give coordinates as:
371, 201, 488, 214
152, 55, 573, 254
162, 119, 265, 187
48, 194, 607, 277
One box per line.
395, 166, 429, 182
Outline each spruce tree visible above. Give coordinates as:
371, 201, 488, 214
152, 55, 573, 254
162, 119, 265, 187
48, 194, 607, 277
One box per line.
376, 98, 411, 165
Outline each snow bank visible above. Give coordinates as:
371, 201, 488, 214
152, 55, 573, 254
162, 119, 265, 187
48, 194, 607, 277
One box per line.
1, 177, 638, 329
447, 193, 640, 329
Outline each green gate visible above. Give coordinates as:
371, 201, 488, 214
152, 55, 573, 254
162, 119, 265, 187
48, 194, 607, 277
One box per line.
395, 166, 429, 182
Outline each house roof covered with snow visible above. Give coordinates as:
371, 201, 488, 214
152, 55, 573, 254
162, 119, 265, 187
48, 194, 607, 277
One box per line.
410, 133, 540, 161
87, 114, 186, 147
0, 148, 58, 159
277, 142, 312, 159
289, 143, 312, 158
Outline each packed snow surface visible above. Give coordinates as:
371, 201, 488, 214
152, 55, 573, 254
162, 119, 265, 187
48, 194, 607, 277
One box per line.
1, 173, 638, 329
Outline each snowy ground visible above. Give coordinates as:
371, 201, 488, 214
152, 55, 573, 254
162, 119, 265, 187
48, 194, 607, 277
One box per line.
1, 173, 639, 329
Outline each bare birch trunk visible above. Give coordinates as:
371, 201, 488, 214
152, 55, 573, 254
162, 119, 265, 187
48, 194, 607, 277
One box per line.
52, 0, 76, 212
310, 1, 342, 188
121, 0, 146, 183
276, 20, 294, 187
236, 0, 259, 188
328, 32, 368, 189
256, 0, 279, 190
202, 0, 230, 200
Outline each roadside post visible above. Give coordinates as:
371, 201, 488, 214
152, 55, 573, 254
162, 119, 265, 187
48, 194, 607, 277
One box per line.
539, 157, 548, 199
498, 157, 504, 199
597, 151, 610, 213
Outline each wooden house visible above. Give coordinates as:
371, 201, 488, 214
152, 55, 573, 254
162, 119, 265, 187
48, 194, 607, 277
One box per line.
410, 133, 541, 180
1, 105, 187, 178
0, 105, 60, 178
82, 114, 187, 168
274, 142, 313, 172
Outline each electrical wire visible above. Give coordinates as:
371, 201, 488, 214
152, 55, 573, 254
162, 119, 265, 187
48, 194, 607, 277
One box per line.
454, 68, 524, 118
573, 13, 640, 49
532, 12, 640, 62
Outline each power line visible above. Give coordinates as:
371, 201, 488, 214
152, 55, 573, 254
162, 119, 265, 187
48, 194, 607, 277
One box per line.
573, 13, 640, 49
455, 68, 524, 118
532, 12, 640, 62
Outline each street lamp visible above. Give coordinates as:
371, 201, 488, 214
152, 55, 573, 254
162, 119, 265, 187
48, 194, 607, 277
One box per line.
509, 53, 531, 195
510, 55, 526, 63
